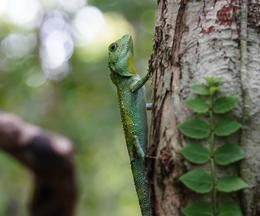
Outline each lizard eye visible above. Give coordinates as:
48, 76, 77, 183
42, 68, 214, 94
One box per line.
109, 43, 117, 52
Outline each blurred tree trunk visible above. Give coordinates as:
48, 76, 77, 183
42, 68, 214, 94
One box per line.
0, 112, 76, 216
149, 1, 260, 215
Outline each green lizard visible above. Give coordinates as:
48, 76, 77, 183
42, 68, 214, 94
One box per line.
108, 34, 152, 216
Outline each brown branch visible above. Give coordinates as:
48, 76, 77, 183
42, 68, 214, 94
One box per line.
0, 112, 77, 216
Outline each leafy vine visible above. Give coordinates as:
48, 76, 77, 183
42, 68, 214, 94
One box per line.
178, 77, 248, 216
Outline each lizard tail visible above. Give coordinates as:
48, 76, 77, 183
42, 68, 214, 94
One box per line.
131, 161, 152, 216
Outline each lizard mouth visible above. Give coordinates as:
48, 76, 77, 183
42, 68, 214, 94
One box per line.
121, 34, 132, 43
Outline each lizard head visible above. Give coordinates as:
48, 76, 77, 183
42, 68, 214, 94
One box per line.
108, 34, 136, 77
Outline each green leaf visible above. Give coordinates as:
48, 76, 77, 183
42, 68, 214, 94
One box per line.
215, 118, 241, 136
214, 144, 245, 166
182, 202, 213, 216
180, 169, 213, 193
206, 77, 222, 87
181, 144, 210, 164
213, 96, 238, 114
209, 86, 219, 95
178, 118, 210, 139
218, 202, 243, 216
217, 176, 248, 192
185, 98, 209, 113
191, 84, 210, 95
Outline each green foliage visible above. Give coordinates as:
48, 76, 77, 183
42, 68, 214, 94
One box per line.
182, 202, 213, 216
191, 84, 210, 95
217, 176, 248, 192
214, 144, 245, 166
185, 98, 209, 113
206, 77, 222, 87
180, 144, 209, 164
177, 118, 210, 139
178, 77, 247, 215
182, 201, 243, 216
215, 118, 241, 136
213, 96, 238, 114
218, 202, 243, 216
180, 169, 213, 193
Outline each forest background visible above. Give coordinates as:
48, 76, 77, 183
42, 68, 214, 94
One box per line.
0, 0, 155, 215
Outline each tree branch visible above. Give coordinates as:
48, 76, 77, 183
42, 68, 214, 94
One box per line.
0, 112, 77, 216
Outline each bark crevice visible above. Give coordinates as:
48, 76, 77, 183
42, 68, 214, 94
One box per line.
150, 0, 188, 215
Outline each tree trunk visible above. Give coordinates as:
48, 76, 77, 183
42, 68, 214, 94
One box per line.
149, 1, 260, 215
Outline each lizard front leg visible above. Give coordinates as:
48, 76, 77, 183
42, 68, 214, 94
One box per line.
130, 73, 150, 93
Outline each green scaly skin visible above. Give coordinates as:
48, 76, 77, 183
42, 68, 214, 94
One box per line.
108, 34, 152, 216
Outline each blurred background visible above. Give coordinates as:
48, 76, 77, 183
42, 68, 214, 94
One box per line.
0, 0, 155, 215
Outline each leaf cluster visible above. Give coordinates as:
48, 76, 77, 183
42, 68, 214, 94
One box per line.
177, 77, 247, 215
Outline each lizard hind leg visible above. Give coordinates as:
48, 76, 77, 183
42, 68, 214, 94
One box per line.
133, 135, 145, 161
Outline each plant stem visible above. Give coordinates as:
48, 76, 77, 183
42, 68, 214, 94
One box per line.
209, 94, 217, 215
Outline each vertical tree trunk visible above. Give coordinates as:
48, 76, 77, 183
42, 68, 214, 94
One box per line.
149, 1, 260, 215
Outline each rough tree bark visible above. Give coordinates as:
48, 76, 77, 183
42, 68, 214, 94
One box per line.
149, 1, 260, 216
0, 112, 77, 216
